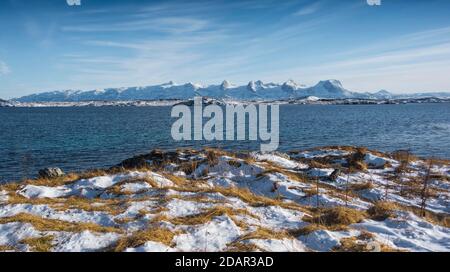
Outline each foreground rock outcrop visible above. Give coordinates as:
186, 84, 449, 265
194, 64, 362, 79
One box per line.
0, 147, 448, 252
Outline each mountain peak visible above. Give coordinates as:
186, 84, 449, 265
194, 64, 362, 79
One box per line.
220, 80, 233, 90
184, 82, 202, 89
161, 81, 176, 88
282, 80, 301, 91
317, 79, 343, 88
375, 90, 391, 95
247, 81, 256, 92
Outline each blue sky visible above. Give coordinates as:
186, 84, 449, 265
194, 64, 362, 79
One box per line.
1, 0, 450, 98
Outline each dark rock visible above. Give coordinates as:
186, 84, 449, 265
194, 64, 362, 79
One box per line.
113, 149, 183, 170
328, 169, 341, 182
38, 168, 65, 179
272, 182, 280, 192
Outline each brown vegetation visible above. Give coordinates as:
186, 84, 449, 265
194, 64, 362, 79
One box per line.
226, 241, 263, 252
237, 227, 290, 241
20, 235, 54, 252
367, 201, 398, 221
304, 207, 367, 229
349, 182, 374, 191
0, 213, 122, 233
347, 148, 368, 172
114, 227, 179, 252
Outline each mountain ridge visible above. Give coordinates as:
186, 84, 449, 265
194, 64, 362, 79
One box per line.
11, 80, 450, 102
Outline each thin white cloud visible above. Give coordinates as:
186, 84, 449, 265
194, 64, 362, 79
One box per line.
49, 2, 450, 94
271, 42, 450, 93
0, 60, 10, 75
294, 2, 322, 16
327, 42, 450, 69
61, 16, 210, 34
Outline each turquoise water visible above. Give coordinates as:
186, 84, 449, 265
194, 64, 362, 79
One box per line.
0, 103, 449, 182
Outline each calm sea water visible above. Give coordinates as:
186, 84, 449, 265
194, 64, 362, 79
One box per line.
0, 103, 449, 182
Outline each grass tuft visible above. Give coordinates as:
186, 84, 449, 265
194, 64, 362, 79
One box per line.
168, 206, 257, 226
367, 201, 397, 221
0, 245, 16, 252
0, 213, 122, 233
304, 207, 367, 228
20, 235, 54, 252
226, 241, 263, 252
237, 227, 290, 242
114, 227, 178, 252
349, 182, 374, 191
348, 148, 368, 172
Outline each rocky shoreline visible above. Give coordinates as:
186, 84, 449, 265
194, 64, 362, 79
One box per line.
0, 146, 449, 252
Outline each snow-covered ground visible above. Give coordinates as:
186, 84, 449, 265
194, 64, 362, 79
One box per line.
0, 147, 448, 252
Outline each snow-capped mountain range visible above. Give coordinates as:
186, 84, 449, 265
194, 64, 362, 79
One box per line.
9, 80, 450, 102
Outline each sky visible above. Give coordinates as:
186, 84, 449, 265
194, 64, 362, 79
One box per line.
1, 0, 450, 99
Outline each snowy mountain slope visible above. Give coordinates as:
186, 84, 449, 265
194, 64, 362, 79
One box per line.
0, 99, 14, 107
395, 92, 450, 99
298, 80, 356, 99
12, 80, 450, 102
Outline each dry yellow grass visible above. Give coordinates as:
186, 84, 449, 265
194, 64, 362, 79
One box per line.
168, 206, 258, 226
226, 241, 263, 252
164, 174, 190, 187
356, 230, 373, 240
114, 227, 178, 252
0, 182, 22, 193
20, 235, 54, 252
256, 163, 310, 184
302, 188, 318, 197
0, 213, 122, 233
7, 194, 126, 215
147, 205, 257, 230
237, 227, 291, 241
146, 206, 170, 215
166, 184, 308, 212
333, 237, 403, 252
105, 177, 156, 196
206, 150, 219, 167
392, 150, 417, 163
333, 237, 368, 252
308, 160, 331, 169
114, 217, 136, 225
149, 213, 171, 224
58, 198, 126, 215
288, 224, 324, 236
367, 201, 398, 221
349, 182, 374, 191
180, 161, 201, 175
23, 170, 109, 188
0, 245, 16, 252
347, 148, 368, 172
304, 207, 367, 228
211, 186, 307, 212
398, 204, 450, 228
169, 194, 227, 204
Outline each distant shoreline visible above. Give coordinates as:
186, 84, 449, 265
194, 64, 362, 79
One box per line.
1, 97, 449, 108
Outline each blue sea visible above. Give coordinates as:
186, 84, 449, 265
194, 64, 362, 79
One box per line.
1, 103, 449, 182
